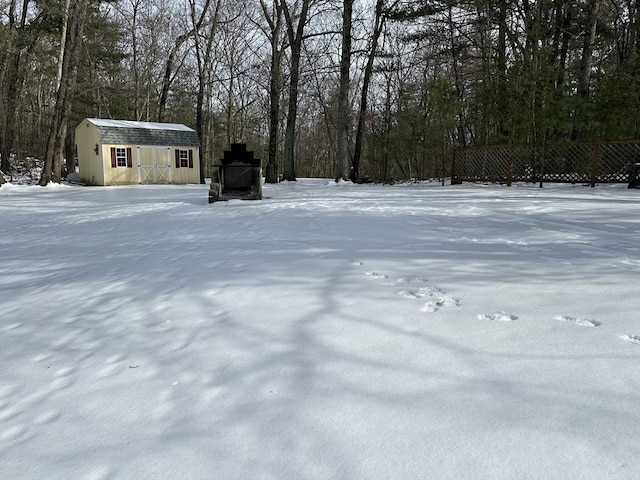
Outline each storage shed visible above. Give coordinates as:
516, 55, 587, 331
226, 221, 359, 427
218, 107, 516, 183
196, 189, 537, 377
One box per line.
75, 118, 200, 186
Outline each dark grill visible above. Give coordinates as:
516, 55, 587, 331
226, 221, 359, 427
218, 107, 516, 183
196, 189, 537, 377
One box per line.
209, 144, 262, 202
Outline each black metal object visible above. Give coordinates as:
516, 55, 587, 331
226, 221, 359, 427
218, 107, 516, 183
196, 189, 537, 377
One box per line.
209, 144, 262, 203
629, 163, 640, 189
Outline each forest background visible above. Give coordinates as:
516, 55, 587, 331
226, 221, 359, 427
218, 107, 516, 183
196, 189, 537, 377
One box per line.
1, 0, 639, 185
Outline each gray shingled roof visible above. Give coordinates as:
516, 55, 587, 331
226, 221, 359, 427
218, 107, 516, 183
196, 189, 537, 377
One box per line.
89, 119, 200, 147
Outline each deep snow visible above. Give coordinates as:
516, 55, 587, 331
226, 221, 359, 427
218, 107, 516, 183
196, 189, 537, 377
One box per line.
0, 179, 639, 480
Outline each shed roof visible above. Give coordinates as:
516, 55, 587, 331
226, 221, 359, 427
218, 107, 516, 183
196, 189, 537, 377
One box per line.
87, 118, 200, 147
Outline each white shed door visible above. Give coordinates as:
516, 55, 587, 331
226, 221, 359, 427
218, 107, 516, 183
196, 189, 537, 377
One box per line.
137, 146, 171, 184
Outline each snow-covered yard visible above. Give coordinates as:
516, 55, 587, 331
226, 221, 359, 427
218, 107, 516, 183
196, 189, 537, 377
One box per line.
1, 179, 639, 479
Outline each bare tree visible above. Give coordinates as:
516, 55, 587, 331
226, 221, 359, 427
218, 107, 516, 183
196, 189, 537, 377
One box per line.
572, 0, 602, 139
335, 0, 353, 181
157, 31, 190, 123
1, 0, 41, 181
281, 0, 312, 182
260, 0, 284, 183
39, 0, 90, 185
215, 5, 260, 145
189, 0, 219, 183
351, 0, 397, 182
577, 0, 602, 99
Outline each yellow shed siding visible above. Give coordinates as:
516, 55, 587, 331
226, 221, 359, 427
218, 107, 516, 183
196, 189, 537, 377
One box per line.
103, 145, 138, 185
75, 121, 104, 185
170, 147, 200, 184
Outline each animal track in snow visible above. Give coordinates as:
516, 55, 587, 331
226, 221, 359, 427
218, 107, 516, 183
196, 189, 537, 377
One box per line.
362, 268, 459, 313
421, 296, 461, 313
478, 312, 518, 322
398, 286, 443, 299
398, 285, 459, 313
620, 335, 640, 345
396, 277, 429, 284
554, 315, 600, 327
398, 290, 421, 299
365, 271, 388, 279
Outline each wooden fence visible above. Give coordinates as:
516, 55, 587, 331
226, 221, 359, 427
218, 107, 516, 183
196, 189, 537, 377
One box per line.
452, 140, 640, 186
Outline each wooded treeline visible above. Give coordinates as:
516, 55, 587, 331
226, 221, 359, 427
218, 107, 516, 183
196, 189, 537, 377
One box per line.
1, 0, 639, 184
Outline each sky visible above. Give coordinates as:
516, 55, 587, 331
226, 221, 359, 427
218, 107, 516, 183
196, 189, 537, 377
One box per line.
0, 179, 639, 479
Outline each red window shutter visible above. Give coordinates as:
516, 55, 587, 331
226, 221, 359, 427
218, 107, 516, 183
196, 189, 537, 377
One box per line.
188, 150, 193, 168
175, 150, 180, 168
110, 148, 116, 168
126, 148, 133, 168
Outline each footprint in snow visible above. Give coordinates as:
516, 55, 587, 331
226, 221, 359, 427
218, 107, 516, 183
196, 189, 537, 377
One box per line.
478, 312, 518, 322
398, 286, 443, 299
422, 296, 461, 313
554, 315, 600, 327
396, 277, 429, 284
398, 282, 459, 313
398, 290, 422, 299
620, 335, 640, 345
366, 271, 388, 279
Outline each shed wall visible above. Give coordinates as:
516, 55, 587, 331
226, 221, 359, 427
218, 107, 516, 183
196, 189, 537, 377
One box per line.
76, 121, 104, 185
103, 144, 138, 185
170, 147, 200, 184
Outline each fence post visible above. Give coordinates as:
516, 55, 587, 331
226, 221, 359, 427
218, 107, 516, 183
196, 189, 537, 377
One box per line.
538, 144, 545, 188
507, 143, 513, 186
590, 138, 600, 187
451, 148, 462, 184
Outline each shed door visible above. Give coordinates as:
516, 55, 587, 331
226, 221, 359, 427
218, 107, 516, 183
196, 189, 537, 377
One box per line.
137, 146, 171, 184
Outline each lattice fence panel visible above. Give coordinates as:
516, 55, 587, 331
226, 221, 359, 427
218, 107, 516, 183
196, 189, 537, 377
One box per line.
454, 146, 509, 183
511, 145, 536, 182
543, 144, 592, 182
598, 142, 640, 182
454, 141, 639, 185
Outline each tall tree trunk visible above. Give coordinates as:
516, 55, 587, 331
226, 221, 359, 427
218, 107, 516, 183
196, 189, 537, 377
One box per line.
351, 0, 389, 183
577, 0, 601, 99
158, 32, 191, 123
56, 0, 71, 91
39, 0, 89, 185
281, 0, 311, 182
261, 0, 283, 183
1, 0, 35, 178
0, 49, 22, 177
496, 0, 508, 138
446, 3, 466, 147
555, 1, 572, 90
335, 0, 353, 182
635, 0, 640, 64
572, 0, 601, 140
129, 0, 141, 120
57, 0, 71, 178
190, 0, 216, 183
197, 8, 219, 184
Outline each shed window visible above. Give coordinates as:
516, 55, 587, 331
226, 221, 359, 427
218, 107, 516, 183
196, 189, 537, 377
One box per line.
175, 149, 194, 169
179, 150, 189, 168
111, 147, 133, 168
115, 148, 127, 167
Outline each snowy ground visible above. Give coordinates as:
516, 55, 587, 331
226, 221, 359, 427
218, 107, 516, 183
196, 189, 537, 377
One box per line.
1, 179, 639, 480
